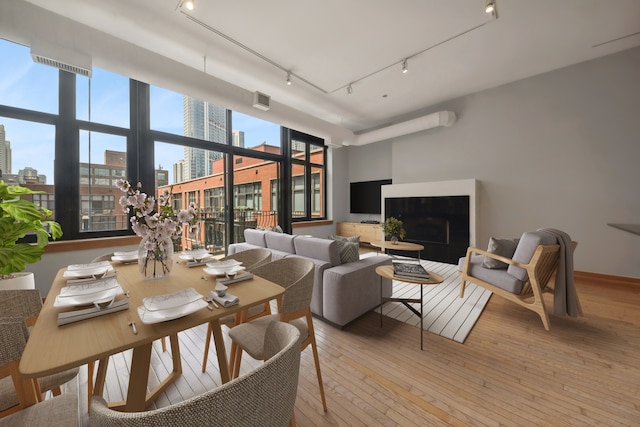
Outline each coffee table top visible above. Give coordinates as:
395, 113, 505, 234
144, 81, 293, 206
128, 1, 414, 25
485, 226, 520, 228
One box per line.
376, 265, 444, 285
370, 240, 424, 252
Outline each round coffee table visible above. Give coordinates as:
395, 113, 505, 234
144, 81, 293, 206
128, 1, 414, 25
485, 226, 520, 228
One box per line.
370, 240, 424, 259
375, 264, 444, 350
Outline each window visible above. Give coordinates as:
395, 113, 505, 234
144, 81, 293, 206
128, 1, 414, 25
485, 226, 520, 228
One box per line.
0, 38, 327, 245
288, 130, 326, 221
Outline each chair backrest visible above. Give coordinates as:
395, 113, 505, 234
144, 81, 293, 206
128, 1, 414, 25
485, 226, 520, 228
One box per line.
90, 321, 301, 427
251, 257, 315, 315
0, 290, 42, 325
221, 248, 272, 271
0, 317, 39, 416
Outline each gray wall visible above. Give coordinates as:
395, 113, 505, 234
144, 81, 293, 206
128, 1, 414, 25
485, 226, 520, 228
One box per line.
345, 47, 640, 278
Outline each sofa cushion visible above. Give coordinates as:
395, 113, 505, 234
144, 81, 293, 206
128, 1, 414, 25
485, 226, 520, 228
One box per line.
294, 236, 340, 267
265, 231, 297, 253
459, 255, 525, 294
482, 237, 519, 269
244, 229, 267, 247
507, 231, 557, 281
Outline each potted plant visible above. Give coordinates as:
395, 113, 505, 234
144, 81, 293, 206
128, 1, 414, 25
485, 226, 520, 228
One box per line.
0, 180, 63, 288
383, 217, 406, 245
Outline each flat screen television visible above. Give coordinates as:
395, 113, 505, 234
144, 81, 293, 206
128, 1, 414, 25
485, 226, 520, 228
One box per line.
350, 179, 392, 214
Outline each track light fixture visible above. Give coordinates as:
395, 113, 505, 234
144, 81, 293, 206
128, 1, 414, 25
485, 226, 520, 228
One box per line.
402, 59, 408, 74
176, 0, 195, 11
347, 84, 353, 95
286, 72, 292, 85
485, 0, 497, 18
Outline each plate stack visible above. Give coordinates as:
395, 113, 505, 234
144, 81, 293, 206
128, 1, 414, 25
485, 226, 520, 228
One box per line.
137, 288, 208, 324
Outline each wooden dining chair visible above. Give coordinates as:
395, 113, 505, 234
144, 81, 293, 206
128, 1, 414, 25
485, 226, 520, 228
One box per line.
228, 257, 328, 413
201, 248, 272, 373
90, 321, 301, 427
0, 290, 79, 417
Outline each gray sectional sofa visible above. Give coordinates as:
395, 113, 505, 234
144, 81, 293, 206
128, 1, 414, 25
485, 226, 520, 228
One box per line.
228, 229, 392, 328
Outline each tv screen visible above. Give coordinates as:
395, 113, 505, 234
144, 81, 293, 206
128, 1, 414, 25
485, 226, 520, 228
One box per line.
350, 179, 392, 214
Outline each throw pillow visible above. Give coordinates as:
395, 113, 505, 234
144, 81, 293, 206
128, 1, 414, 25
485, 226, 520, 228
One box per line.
329, 234, 360, 244
334, 240, 359, 264
482, 237, 519, 269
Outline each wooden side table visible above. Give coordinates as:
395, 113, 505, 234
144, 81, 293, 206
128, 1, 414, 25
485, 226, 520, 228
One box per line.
370, 240, 424, 259
375, 265, 444, 350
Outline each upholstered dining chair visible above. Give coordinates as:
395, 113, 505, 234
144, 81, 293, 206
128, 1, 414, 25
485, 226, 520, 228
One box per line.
228, 256, 328, 413
0, 290, 79, 417
0, 318, 78, 426
0, 317, 78, 426
201, 248, 272, 373
90, 321, 301, 427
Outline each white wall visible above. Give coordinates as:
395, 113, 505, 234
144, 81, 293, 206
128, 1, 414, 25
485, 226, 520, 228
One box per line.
346, 47, 640, 278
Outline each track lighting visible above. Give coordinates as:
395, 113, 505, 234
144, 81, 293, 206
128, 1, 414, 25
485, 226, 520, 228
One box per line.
402, 59, 408, 74
176, 0, 195, 11
347, 84, 353, 95
286, 72, 292, 85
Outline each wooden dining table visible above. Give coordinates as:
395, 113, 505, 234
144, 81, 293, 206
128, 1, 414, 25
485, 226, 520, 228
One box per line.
19, 260, 285, 412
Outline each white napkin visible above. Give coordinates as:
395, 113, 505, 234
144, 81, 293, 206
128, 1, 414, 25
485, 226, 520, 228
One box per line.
209, 290, 239, 308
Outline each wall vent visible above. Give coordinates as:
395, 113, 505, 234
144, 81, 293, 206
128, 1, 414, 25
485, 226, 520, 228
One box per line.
30, 42, 92, 77
252, 91, 270, 111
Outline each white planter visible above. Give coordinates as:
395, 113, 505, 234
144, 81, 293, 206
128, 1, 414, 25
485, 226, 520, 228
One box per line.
0, 272, 36, 290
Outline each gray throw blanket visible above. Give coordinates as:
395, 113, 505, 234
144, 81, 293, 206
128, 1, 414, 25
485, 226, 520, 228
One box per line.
537, 228, 580, 317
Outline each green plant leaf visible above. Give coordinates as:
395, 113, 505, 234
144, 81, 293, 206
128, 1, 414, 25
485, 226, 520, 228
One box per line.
0, 244, 45, 275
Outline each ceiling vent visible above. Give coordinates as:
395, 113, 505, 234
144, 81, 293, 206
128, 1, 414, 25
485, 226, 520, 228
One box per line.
30, 41, 92, 77
252, 91, 270, 111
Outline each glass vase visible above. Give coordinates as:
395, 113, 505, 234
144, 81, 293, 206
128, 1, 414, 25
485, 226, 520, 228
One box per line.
390, 235, 399, 245
138, 235, 174, 279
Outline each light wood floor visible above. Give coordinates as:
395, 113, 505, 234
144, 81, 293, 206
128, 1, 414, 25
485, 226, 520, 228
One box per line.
78, 274, 640, 426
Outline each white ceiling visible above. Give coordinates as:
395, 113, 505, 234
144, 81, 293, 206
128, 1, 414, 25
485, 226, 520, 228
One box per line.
11, 0, 640, 142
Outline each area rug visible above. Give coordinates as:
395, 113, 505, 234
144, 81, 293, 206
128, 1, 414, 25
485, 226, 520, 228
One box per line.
367, 255, 492, 343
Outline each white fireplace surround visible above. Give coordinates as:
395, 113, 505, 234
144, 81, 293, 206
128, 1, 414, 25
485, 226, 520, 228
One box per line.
381, 179, 478, 247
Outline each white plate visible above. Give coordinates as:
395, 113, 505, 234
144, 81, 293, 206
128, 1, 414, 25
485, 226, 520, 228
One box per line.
205, 259, 242, 269
113, 250, 138, 257
180, 249, 211, 261
203, 265, 246, 276
137, 299, 208, 324
111, 254, 138, 262
63, 265, 114, 278
142, 288, 203, 311
66, 261, 111, 271
59, 277, 119, 297
54, 286, 123, 307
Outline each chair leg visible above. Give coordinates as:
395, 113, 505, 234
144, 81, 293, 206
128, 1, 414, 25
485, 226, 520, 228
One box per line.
87, 361, 94, 412
50, 385, 62, 396
232, 346, 243, 379
289, 410, 296, 427
307, 313, 327, 412
201, 322, 213, 373
161, 336, 167, 352
459, 280, 466, 298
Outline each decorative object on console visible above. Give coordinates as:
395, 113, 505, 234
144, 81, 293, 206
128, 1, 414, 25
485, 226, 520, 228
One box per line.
115, 179, 198, 279
0, 180, 62, 288
383, 217, 406, 244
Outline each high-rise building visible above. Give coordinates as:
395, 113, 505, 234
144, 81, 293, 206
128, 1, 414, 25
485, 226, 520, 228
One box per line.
232, 130, 245, 148
0, 124, 12, 176
179, 97, 227, 183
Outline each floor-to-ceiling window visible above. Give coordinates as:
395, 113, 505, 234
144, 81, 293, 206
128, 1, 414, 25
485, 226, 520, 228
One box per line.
0, 37, 327, 250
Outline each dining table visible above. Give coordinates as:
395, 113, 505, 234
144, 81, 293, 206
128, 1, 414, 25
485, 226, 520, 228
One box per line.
18, 259, 285, 412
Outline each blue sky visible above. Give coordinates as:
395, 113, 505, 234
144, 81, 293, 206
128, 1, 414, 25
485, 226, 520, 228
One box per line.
0, 38, 281, 185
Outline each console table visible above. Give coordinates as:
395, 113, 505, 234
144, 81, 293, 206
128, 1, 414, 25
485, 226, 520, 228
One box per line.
336, 222, 382, 243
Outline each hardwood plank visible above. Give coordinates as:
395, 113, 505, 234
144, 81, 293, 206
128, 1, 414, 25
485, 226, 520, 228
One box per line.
64, 273, 640, 426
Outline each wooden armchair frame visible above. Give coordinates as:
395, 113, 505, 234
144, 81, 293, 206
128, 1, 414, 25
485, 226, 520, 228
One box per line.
459, 242, 579, 331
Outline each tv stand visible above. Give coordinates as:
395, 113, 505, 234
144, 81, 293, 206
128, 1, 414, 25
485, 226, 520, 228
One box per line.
336, 222, 382, 244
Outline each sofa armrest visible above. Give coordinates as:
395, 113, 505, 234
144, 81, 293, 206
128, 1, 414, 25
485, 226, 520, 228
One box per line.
322, 255, 392, 327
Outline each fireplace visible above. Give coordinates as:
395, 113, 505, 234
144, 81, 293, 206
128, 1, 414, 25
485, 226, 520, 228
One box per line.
381, 179, 477, 264
385, 195, 469, 264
